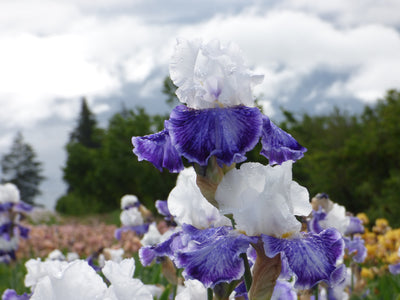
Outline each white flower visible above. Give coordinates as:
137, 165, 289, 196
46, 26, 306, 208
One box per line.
168, 167, 231, 229
120, 207, 143, 227
319, 203, 350, 235
66, 252, 79, 262
0, 183, 20, 204
140, 223, 163, 246
170, 39, 263, 109
215, 162, 311, 237
120, 194, 139, 210
29, 260, 107, 300
176, 279, 208, 300
99, 248, 125, 267
46, 249, 65, 261
102, 259, 152, 300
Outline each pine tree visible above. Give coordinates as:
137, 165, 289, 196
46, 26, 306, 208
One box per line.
1, 132, 44, 205
70, 97, 101, 148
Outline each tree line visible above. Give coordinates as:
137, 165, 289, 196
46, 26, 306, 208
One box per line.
2, 86, 399, 227
56, 89, 400, 227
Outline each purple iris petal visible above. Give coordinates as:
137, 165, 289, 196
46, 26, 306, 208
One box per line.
0, 223, 12, 241
175, 225, 257, 288
155, 200, 172, 220
308, 208, 327, 234
132, 128, 184, 173
344, 217, 364, 235
260, 116, 307, 165
1, 289, 30, 300
234, 281, 249, 300
139, 231, 184, 266
17, 225, 30, 239
389, 262, 400, 275
262, 228, 345, 289
271, 281, 297, 300
14, 201, 33, 213
0, 202, 13, 212
114, 224, 150, 240
166, 105, 263, 167
344, 236, 367, 263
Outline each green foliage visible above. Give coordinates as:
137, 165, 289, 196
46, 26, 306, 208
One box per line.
280, 90, 400, 226
0, 260, 30, 296
0, 132, 44, 205
57, 106, 177, 215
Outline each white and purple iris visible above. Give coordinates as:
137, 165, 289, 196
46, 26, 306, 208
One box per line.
0, 183, 32, 263
133, 39, 346, 297
115, 194, 150, 240
140, 162, 346, 291
308, 194, 367, 264
132, 39, 306, 172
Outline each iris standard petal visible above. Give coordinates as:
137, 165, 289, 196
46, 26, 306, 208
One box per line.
166, 105, 263, 167
132, 129, 184, 172
260, 116, 307, 165
262, 228, 345, 290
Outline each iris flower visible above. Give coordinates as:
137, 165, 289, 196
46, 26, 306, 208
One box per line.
140, 162, 345, 291
132, 39, 306, 172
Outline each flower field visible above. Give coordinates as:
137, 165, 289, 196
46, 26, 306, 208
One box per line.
2, 39, 400, 300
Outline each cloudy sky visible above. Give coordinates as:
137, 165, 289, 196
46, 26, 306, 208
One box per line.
1, 0, 400, 209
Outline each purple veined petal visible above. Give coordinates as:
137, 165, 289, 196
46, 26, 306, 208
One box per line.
139, 231, 185, 266
1, 289, 30, 300
0, 223, 12, 241
308, 207, 327, 234
166, 105, 263, 167
155, 200, 172, 220
114, 224, 150, 240
260, 116, 307, 165
279, 252, 292, 281
14, 201, 33, 213
389, 262, 400, 275
262, 228, 345, 290
271, 280, 297, 300
175, 224, 257, 288
17, 225, 30, 239
234, 281, 249, 300
344, 236, 367, 263
132, 128, 184, 173
344, 217, 365, 235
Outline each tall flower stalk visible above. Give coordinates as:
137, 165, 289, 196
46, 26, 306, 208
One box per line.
132, 39, 346, 299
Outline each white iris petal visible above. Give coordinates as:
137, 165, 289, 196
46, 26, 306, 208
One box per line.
168, 167, 231, 229
170, 39, 263, 109
215, 162, 311, 237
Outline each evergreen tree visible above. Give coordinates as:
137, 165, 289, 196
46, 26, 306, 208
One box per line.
69, 97, 101, 148
1, 132, 44, 205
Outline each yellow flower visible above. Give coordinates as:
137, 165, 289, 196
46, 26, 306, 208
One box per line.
361, 268, 374, 279
357, 212, 369, 225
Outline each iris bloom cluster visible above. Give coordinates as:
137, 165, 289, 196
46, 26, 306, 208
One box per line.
132, 39, 346, 299
0, 183, 32, 263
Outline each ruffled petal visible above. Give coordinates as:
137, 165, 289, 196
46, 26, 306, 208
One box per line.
262, 228, 345, 289
1, 289, 30, 300
271, 281, 297, 300
344, 217, 365, 235
166, 105, 263, 167
175, 225, 257, 288
308, 208, 327, 234
260, 116, 307, 165
344, 236, 367, 263
132, 129, 184, 173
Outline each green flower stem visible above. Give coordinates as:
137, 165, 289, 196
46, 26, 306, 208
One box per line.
240, 253, 253, 292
